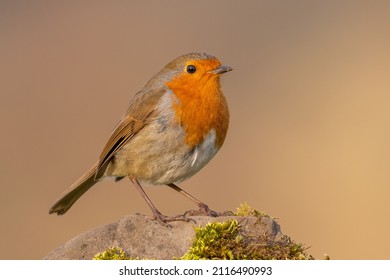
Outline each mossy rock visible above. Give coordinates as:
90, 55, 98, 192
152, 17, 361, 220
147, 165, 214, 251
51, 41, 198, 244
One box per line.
93, 204, 313, 260
180, 219, 312, 260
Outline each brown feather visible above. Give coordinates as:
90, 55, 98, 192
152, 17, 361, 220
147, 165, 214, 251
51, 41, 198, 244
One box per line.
95, 88, 166, 179
49, 162, 98, 215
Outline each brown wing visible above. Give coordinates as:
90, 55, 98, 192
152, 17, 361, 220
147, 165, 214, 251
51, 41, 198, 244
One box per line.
95, 88, 165, 179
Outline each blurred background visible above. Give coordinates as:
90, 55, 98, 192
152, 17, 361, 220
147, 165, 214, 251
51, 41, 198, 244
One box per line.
1, 0, 390, 259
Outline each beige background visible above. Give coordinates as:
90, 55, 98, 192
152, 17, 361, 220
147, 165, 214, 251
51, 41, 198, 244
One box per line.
1, 0, 390, 259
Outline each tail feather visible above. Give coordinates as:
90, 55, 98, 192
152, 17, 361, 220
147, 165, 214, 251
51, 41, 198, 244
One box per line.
49, 162, 99, 215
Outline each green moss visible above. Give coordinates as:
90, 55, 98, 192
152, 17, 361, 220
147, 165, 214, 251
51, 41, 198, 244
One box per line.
180, 219, 241, 260
234, 202, 273, 220
180, 219, 312, 260
181, 204, 313, 260
93, 247, 132, 260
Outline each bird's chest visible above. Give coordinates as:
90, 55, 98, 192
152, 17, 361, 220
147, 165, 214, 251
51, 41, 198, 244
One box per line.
169, 86, 229, 151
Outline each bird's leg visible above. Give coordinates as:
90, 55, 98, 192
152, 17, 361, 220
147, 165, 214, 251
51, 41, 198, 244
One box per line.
166, 183, 233, 217
130, 178, 193, 223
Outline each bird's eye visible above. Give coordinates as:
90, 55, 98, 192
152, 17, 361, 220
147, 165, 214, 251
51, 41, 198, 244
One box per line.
186, 65, 197, 74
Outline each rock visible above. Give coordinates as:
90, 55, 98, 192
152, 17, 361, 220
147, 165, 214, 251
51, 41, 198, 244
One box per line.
45, 213, 282, 260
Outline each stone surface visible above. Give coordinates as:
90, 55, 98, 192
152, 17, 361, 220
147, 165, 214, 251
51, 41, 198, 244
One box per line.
45, 213, 282, 260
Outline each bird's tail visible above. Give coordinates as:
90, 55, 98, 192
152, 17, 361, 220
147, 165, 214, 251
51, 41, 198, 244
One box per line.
49, 162, 99, 215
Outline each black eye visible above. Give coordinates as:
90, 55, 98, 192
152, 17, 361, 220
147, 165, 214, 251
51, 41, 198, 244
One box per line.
186, 65, 196, 74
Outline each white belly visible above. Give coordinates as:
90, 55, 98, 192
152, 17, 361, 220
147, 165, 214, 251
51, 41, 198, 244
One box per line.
160, 129, 219, 184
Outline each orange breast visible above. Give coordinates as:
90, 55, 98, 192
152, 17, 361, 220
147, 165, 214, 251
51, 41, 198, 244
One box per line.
165, 64, 229, 149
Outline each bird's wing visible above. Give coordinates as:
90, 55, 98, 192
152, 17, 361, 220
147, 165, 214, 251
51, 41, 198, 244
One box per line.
95, 88, 166, 179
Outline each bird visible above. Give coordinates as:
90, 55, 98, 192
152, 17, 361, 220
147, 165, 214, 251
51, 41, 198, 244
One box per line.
49, 52, 232, 222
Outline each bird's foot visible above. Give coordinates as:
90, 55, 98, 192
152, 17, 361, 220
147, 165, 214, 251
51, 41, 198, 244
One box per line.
184, 203, 234, 217
149, 209, 195, 225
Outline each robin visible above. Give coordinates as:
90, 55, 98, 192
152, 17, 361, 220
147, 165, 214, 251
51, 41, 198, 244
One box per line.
49, 52, 232, 222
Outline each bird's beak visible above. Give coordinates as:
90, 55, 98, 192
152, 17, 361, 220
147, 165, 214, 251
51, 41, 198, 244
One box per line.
209, 65, 233, 75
